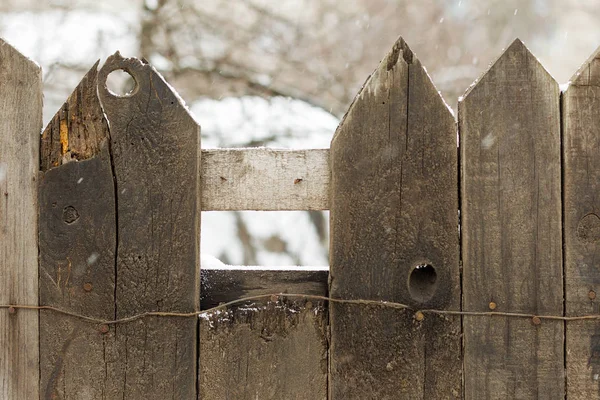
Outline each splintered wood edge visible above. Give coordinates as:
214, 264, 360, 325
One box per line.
201, 148, 330, 211
200, 267, 329, 309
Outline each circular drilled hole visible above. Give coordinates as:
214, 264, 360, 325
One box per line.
106, 69, 136, 97
408, 264, 437, 303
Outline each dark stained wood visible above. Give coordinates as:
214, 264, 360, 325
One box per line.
199, 298, 328, 399
563, 46, 600, 399
200, 267, 328, 309
329, 37, 460, 399
38, 63, 120, 399
460, 39, 563, 399
39, 149, 118, 399
0, 38, 43, 400
96, 52, 201, 399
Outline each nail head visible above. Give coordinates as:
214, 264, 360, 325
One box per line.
415, 311, 425, 321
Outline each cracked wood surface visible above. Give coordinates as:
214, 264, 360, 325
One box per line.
0, 38, 43, 400
328, 37, 461, 399
39, 53, 201, 399
563, 47, 600, 399
460, 39, 563, 399
97, 52, 201, 399
39, 62, 119, 399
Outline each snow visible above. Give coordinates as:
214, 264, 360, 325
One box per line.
190, 96, 338, 149
0, 9, 138, 68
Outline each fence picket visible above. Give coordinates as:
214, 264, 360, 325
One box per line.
460, 39, 563, 399
329, 37, 461, 399
97, 53, 201, 399
563, 47, 600, 399
38, 62, 119, 399
0, 38, 43, 400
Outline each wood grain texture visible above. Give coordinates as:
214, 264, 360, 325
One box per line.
97, 52, 201, 399
460, 39, 563, 399
329, 37, 460, 399
40, 60, 106, 171
201, 148, 329, 211
0, 38, 42, 400
201, 267, 328, 309
38, 63, 119, 399
199, 298, 328, 400
563, 46, 600, 399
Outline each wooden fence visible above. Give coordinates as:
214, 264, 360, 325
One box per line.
2, 35, 600, 399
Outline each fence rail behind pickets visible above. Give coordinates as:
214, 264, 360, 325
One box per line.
2, 35, 600, 399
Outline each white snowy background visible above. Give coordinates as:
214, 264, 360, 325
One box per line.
1, 0, 599, 266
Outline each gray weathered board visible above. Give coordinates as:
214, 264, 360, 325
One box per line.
199, 267, 328, 399
329, 37, 461, 399
38, 53, 201, 398
0, 38, 43, 400
460, 39, 563, 399
563, 46, 600, 399
201, 148, 329, 211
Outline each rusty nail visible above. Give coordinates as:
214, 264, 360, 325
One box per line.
220, 176, 227, 182
99, 324, 109, 334
532, 316, 541, 325
8, 306, 16, 315
415, 311, 424, 321
294, 178, 303, 184
3, 192, 7, 196
488, 302, 497, 310
589, 290, 597, 300
83, 282, 93, 292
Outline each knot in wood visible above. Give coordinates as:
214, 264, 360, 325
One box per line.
577, 213, 600, 243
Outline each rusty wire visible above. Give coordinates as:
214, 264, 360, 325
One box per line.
1, 293, 599, 326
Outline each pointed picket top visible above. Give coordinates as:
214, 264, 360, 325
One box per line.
461, 38, 557, 102
329, 36, 460, 398
40, 60, 109, 171
0, 38, 40, 74
332, 36, 453, 144
566, 44, 600, 87
97, 51, 197, 126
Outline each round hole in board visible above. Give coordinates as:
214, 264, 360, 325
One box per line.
106, 69, 137, 97
408, 264, 437, 303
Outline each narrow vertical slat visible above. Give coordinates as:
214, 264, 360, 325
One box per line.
97, 53, 201, 399
563, 47, 600, 399
329, 37, 460, 399
460, 39, 563, 399
38, 63, 118, 398
0, 39, 42, 400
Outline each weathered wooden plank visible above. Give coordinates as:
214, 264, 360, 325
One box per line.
0, 38, 42, 400
38, 62, 120, 399
97, 52, 201, 399
201, 148, 329, 211
563, 47, 600, 399
201, 266, 328, 309
460, 39, 563, 399
329, 37, 460, 399
199, 298, 328, 400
